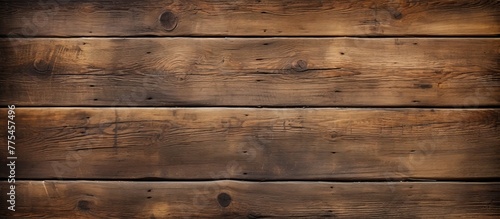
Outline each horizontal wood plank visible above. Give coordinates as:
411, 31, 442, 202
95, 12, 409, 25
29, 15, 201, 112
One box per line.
2, 181, 499, 218
1, 38, 498, 106
0, 108, 498, 180
1, 0, 499, 36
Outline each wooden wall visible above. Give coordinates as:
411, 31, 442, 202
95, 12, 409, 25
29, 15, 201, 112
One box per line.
0, 0, 499, 218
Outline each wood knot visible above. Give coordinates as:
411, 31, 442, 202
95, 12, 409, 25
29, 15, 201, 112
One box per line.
33, 59, 50, 73
159, 11, 178, 31
292, 60, 308, 72
415, 83, 433, 89
217, 193, 231, 207
77, 200, 91, 211
388, 8, 403, 20
392, 11, 403, 20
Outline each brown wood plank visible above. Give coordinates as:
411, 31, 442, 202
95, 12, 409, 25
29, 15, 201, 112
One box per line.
1, 38, 498, 107
2, 181, 499, 218
0, 108, 498, 180
1, 0, 499, 36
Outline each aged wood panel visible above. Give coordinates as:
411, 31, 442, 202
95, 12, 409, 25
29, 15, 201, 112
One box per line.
1, 0, 499, 36
2, 181, 499, 218
0, 108, 498, 180
1, 38, 498, 106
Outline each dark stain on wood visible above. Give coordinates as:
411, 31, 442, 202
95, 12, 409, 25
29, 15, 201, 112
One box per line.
77, 200, 91, 211
415, 83, 433, 89
391, 11, 403, 20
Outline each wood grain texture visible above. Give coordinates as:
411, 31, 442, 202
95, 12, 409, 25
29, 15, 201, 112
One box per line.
1, 38, 498, 106
2, 181, 499, 218
1, 0, 499, 36
0, 108, 498, 180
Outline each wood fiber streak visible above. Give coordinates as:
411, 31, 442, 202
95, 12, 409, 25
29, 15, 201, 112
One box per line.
0, 0, 499, 36
0, 38, 498, 106
0, 108, 498, 180
2, 181, 499, 218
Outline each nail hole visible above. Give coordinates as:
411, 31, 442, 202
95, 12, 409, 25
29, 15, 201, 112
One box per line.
93, 99, 98, 101
340, 52, 345, 55
147, 97, 153, 100
331, 152, 336, 154
243, 172, 248, 175
89, 85, 94, 87
147, 196, 152, 199
148, 189, 152, 192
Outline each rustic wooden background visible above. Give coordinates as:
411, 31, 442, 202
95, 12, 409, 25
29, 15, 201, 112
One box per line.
0, 0, 499, 218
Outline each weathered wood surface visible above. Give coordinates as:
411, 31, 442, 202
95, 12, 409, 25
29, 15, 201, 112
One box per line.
1, 38, 498, 107
1, 108, 498, 180
2, 181, 499, 218
1, 0, 499, 36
